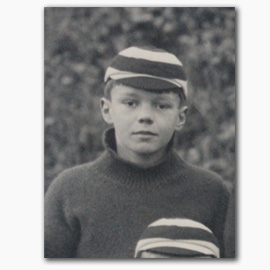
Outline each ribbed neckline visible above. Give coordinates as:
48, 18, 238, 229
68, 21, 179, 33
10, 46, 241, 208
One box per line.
93, 128, 186, 187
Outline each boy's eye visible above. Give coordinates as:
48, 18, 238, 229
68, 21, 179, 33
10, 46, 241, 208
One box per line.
155, 103, 170, 110
123, 100, 138, 107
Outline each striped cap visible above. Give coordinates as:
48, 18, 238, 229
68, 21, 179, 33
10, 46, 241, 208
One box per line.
104, 46, 188, 98
134, 218, 220, 258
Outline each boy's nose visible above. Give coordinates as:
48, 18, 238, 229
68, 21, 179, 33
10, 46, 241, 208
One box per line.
137, 104, 154, 125
138, 117, 153, 125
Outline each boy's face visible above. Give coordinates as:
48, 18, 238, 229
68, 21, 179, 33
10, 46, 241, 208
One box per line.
101, 84, 187, 163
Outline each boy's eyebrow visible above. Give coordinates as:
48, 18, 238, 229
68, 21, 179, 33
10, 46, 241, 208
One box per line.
119, 93, 140, 98
152, 95, 176, 102
117, 91, 179, 103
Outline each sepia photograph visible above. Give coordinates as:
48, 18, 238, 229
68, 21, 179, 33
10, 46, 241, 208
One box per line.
44, 7, 235, 259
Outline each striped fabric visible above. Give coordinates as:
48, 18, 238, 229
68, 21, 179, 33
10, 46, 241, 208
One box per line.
134, 218, 220, 258
104, 46, 188, 98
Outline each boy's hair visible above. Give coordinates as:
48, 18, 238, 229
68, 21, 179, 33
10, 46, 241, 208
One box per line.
104, 79, 186, 106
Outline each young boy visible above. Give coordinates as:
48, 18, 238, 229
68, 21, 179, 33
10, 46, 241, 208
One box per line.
44, 46, 230, 258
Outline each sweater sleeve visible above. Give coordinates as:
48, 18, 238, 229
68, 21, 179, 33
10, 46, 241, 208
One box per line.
44, 174, 80, 258
211, 181, 231, 258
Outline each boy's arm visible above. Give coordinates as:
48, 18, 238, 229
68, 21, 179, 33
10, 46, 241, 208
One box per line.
212, 182, 231, 258
44, 176, 80, 258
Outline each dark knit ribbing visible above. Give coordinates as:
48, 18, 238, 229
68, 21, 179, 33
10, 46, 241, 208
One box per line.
45, 128, 230, 258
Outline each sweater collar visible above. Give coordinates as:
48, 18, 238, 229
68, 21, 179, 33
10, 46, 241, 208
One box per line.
98, 128, 185, 186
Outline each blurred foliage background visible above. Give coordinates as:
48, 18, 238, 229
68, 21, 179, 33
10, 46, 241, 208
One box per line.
44, 7, 235, 257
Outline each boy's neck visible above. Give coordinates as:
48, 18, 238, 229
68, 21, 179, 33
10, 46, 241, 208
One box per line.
116, 144, 168, 168
103, 128, 175, 168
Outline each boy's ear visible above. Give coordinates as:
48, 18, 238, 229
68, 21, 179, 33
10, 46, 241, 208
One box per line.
100, 97, 113, 125
175, 106, 188, 131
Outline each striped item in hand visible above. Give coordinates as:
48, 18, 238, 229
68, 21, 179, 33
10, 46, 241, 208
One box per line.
134, 218, 220, 258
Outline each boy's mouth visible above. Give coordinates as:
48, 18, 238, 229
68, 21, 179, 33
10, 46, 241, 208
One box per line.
132, 131, 158, 136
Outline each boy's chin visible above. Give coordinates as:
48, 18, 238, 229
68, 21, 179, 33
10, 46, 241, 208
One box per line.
134, 149, 156, 155
131, 145, 164, 156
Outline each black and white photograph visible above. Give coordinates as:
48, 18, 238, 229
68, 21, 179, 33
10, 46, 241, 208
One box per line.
3, 0, 270, 268
44, 7, 235, 259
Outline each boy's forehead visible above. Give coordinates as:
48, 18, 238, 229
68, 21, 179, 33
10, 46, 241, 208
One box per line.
111, 84, 179, 101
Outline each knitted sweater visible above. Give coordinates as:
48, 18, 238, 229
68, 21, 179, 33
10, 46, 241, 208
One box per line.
44, 128, 230, 258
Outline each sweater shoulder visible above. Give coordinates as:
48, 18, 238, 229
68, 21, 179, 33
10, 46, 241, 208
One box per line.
47, 152, 106, 193
181, 159, 230, 195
